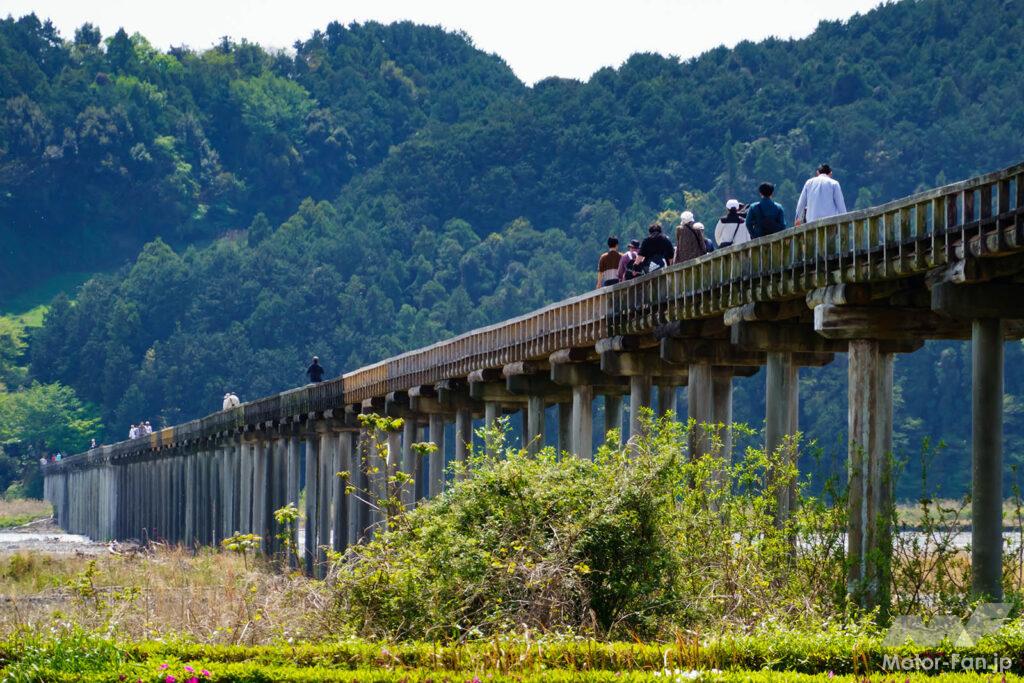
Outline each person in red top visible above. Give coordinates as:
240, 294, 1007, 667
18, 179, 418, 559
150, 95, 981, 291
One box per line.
596, 237, 622, 287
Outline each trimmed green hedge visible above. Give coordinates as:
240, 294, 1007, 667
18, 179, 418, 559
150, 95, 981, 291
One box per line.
5, 628, 1024, 681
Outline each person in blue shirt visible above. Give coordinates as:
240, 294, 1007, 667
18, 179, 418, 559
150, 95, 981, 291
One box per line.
745, 182, 787, 238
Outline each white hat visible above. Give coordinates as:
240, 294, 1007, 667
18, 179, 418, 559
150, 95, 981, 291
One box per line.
726, 199, 740, 210
693, 222, 705, 230
680, 210, 694, 223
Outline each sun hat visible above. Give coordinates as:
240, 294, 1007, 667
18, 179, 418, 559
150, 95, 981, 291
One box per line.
726, 199, 740, 210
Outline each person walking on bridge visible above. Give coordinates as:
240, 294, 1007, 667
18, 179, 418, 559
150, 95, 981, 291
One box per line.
223, 392, 240, 410
676, 215, 712, 262
306, 356, 326, 383
638, 222, 674, 274
745, 182, 787, 239
714, 199, 750, 248
795, 163, 847, 225
596, 236, 622, 287
617, 239, 643, 282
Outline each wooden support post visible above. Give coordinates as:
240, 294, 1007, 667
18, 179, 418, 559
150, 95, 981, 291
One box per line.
972, 318, 1004, 600
303, 431, 318, 575
353, 427, 372, 542
317, 429, 333, 574
401, 418, 417, 508
557, 402, 571, 456
657, 385, 677, 419
252, 440, 268, 553
455, 408, 472, 480
766, 352, 799, 526
604, 394, 623, 447
526, 395, 545, 455
571, 385, 593, 459
284, 435, 299, 564
428, 414, 445, 497
239, 441, 252, 534
846, 340, 894, 610
332, 432, 349, 554
628, 375, 652, 441
484, 402, 499, 459
185, 453, 196, 547
688, 363, 714, 459
712, 368, 734, 464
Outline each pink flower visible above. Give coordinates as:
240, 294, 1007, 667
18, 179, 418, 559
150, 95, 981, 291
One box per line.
159, 664, 169, 670
184, 666, 194, 673
201, 671, 211, 678
827, 673, 835, 679
165, 676, 176, 683
187, 678, 199, 683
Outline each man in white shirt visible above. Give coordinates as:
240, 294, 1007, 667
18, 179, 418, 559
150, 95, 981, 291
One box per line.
223, 392, 241, 410
795, 163, 847, 225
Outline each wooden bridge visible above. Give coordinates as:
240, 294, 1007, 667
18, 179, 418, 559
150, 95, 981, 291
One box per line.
44, 161, 1024, 606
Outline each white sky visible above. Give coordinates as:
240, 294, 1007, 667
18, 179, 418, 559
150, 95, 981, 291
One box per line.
8, 0, 882, 84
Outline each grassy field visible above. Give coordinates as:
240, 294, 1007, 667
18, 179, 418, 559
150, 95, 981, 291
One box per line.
0, 546, 1023, 681
0, 498, 51, 528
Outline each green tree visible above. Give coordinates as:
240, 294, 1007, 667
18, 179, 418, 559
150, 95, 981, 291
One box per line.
0, 383, 101, 456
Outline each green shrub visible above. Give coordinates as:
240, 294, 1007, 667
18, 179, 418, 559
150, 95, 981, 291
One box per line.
328, 414, 848, 640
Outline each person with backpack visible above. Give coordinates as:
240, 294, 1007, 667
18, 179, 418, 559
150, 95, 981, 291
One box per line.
676, 215, 711, 262
617, 239, 643, 282
745, 182, 787, 238
638, 222, 674, 274
714, 199, 751, 248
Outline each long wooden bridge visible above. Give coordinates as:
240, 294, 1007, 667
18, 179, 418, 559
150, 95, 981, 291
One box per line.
44, 161, 1024, 606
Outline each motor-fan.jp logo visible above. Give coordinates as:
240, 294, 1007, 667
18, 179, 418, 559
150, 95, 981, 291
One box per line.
882, 603, 1012, 673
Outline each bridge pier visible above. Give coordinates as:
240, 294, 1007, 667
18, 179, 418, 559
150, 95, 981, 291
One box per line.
303, 427, 318, 574
604, 394, 623, 447
455, 407, 472, 479
333, 430, 351, 553
317, 426, 333, 570
971, 318, 1004, 599
846, 339, 894, 610
401, 416, 418, 507
428, 413, 445, 497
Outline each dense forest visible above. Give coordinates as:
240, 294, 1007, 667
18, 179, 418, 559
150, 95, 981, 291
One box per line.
3, 0, 1024, 497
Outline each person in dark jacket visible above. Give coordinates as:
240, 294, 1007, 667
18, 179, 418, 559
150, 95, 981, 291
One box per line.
745, 182, 787, 238
676, 216, 711, 262
637, 222, 674, 274
306, 356, 325, 383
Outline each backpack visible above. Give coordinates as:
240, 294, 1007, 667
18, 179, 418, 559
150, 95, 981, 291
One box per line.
676, 225, 708, 262
624, 253, 644, 280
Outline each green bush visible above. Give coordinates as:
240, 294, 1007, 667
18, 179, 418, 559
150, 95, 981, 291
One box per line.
328, 414, 848, 640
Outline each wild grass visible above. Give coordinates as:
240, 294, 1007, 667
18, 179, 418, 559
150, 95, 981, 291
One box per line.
0, 546, 335, 644
0, 498, 51, 528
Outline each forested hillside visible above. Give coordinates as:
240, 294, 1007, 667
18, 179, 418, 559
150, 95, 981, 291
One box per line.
5, 0, 1024, 497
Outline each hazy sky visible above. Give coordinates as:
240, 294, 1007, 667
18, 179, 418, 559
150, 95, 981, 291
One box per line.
9, 0, 883, 84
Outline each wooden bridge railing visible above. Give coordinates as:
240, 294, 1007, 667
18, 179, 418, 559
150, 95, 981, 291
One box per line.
342, 161, 1024, 402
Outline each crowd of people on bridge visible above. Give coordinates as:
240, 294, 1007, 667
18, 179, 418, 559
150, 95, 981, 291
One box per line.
595, 164, 847, 287
128, 421, 153, 439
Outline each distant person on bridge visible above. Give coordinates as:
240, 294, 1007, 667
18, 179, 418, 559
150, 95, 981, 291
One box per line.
307, 356, 325, 383
596, 236, 622, 287
223, 392, 241, 410
129, 424, 138, 439
795, 163, 847, 225
714, 199, 751, 248
745, 182, 787, 238
674, 211, 696, 258
617, 239, 643, 282
676, 215, 712, 262
638, 222, 674, 274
